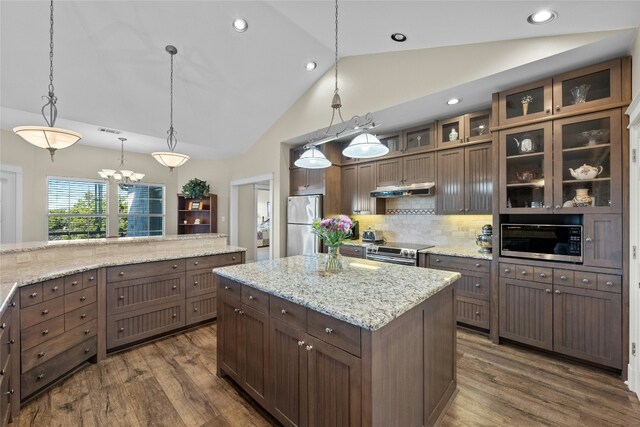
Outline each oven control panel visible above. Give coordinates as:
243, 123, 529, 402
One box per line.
366, 246, 417, 259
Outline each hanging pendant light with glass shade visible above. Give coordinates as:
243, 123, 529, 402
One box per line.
13, 0, 82, 161
98, 137, 145, 183
152, 45, 190, 171
295, 0, 386, 169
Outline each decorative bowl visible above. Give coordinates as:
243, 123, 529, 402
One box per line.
516, 169, 538, 183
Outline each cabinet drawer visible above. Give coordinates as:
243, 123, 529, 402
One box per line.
307, 309, 361, 357
515, 265, 534, 280
185, 295, 217, 326
65, 303, 97, 331
64, 273, 83, 293
21, 315, 65, 351
21, 297, 64, 329
499, 263, 516, 279
456, 296, 490, 329
106, 300, 185, 350
106, 259, 186, 283
241, 286, 269, 314
41, 278, 64, 301
187, 253, 242, 271
553, 269, 574, 286
106, 272, 185, 316
455, 273, 490, 300
217, 276, 241, 301
574, 272, 597, 290
64, 287, 97, 313
340, 245, 365, 259
20, 284, 43, 308
533, 267, 553, 284
186, 268, 216, 298
83, 270, 97, 288
269, 295, 306, 331
430, 255, 490, 272
22, 319, 97, 373
21, 336, 96, 400
597, 274, 622, 293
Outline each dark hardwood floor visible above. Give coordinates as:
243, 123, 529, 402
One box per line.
15, 325, 640, 427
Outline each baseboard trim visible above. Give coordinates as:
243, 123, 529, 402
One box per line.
628, 363, 640, 401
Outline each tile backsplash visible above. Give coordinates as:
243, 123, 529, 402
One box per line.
353, 198, 491, 246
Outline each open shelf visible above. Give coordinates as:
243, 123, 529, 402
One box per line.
177, 194, 217, 235
506, 152, 545, 160
562, 143, 610, 153
562, 177, 611, 184
506, 182, 545, 188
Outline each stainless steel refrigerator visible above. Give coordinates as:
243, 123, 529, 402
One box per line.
287, 195, 322, 256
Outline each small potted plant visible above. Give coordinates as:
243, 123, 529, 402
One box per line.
182, 178, 210, 200
521, 94, 534, 116
312, 215, 353, 272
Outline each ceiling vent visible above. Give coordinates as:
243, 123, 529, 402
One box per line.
98, 127, 122, 135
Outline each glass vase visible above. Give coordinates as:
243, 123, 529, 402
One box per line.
325, 245, 343, 272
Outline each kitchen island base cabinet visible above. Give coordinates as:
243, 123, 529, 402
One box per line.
216, 276, 456, 427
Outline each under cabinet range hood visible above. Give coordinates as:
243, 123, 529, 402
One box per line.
370, 182, 435, 198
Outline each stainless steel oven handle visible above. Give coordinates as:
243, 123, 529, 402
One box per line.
366, 254, 417, 266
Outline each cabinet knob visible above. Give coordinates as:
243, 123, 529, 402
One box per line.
249, 295, 254, 300
119, 295, 124, 300
38, 351, 45, 358
119, 272, 125, 276
84, 329, 90, 334
281, 309, 287, 315
7, 339, 14, 345
80, 296, 86, 301
560, 275, 567, 281
582, 278, 589, 284
475, 312, 480, 316
194, 261, 199, 266
546, 108, 551, 114
298, 341, 305, 347
172, 285, 177, 290
305, 345, 313, 352
89, 276, 95, 281
521, 271, 527, 276
504, 268, 510, 273
234, 308, 240, 313
555, 105, 561, 111
555, 290, 561, 294
606, 281, 614, 287
119, 327, 125, 332
555, 205, 561, 209
475, 263, 481, 267
232, 256, 237, 261
325, 328, 333, 334
194, 307, 199, 312
193, 281, 199, 286
42, 309, 49, 315
10, 302, 15, 308
539, 273, 546, 278
172, 313, 177, 318
0, 370, 4, 376
72, 281, 78, 286
0, 324, 5, 330
544, 205, 551, 209
84, 348, 91, 353
435, 259, 441, 263
585, 237, 593, 242
173, 264, 178, 269
52, 286, 59, 291
81, 313, 87, 319
37, 374, 45, 381
42, 329, 49, 335
475, 283, 480, 288
6, 389, 14, 396
545, 289, 551, 293
31, 292, 38, 298
459, 209, 464, 212
239, 310, 245, 316
224, 286, 230, 290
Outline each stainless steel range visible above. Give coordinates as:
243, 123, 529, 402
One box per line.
365, 242, 434, 266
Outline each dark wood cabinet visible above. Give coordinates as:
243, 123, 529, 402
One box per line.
341, 165, 358, 214
464, 143, 492, 214
403, 123, 437, 154
437, 148, 465, 214
375, 158, 403, 187
240, 305, 270, 408
376, 152, 436, 187
177, 194, 217, 235
219, 297, 242, 383
341, 162, 385, 215
498, 78, 553, 126
553, 285, 621, 368
583, 214, 623, 269
0, 299, 17, 426
437, 115, 465, 148
464, 110, 492, 144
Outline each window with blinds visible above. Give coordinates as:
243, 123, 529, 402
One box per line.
47, 178, 108, 240
118, 183, 165, 237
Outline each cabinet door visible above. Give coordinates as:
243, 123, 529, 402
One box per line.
306, 335, 361, 427
403, 122, 436, 153
552, 59, 621, 115
290, 168, 308, 196
498, 78, 553, 126
403, 152, 435, 185
499, 278, 553, 350
553, 285, 621, 368
376, 158, 403, 187
240, 305, 270, 408
437, 115, 465, 149
552, 109, 622, 213
583, 214, 623, 269
341, 166, 358, 215
464, 110, 492, 144
499, 122, 553, 213
437, 148, 465, 214
219, 297, 241, 383
270, 319, 307, 427
357, 163, 378, 214
305, 169, 325, 194
464, 143, 492, 214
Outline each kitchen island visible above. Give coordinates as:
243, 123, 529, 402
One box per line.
214, 255, 460, 427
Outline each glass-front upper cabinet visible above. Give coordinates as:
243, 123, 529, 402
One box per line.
465, 110, 492, 144
499, 122, 553, 213
498, 78, 553, 126
552, 59, 621, 115
403, 122, 436, 153
437, 115, 465, 148
553, 110, 621, 213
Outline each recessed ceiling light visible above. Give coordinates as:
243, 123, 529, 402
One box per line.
391, 33, 407, 42
305, 61, 317, 71
447, 98, 461, 105
232, 18, 248, 32
527, 10, 557, 24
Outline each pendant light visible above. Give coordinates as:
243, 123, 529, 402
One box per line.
98, 137, 145, 183
296, 0, 386, 169
152, 45, 190, 171
13, 0, 82, 161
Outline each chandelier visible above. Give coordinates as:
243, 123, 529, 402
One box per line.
99, 137, 144, 183
295, 0, 387, 169
13, 0, 82, 161
151, 45, 190, 171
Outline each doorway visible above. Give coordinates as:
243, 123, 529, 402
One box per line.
255, 184, 271, 261
0, 163, 23, 244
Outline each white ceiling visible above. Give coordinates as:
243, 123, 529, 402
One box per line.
2, 1, 640, 158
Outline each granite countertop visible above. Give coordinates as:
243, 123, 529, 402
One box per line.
0, 245, 246, 314
0, 233, 229, 254
214, 255, 460, 331
419, 245, 493, 260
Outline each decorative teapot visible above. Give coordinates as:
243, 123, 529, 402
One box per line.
513, 136, 535, 153
569, 164, 603, 180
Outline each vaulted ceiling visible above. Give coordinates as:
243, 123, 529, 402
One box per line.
2, 1, 640, 158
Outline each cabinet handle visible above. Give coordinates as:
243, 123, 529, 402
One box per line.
42, 309, 49, 315
435, 259, 441, 263
521, 271, 527, 276
119, 295, 124, 300
281, 309, 287, 315
555, 205, 561, 209
194, 308, 199, 312
249, 295, 254, 300
606, 281, 614, 287
585, 237, 593, 242
545, 289, 551, 293
6, 389, 14, 396
119, 272, 125, 276
560, 275, 567, 281
459, 209, 464, 212
465, 208, 470, 212
0, 370, 4, 376
544, 205, 551, 210
72, 281, 78, 286
42, 329, 49, 335
546, 108, 551, 114
298, 341, 305, 347
84, 348, 91, 353
37, 374, 45, 381
172, 313, 177, 318
305, 345, 313, 351
89, 276, 94, 281
475, 263, 481, 267
119, 327, 125, 332
555, 105, 561, 112
475, 311, 480, 315
80, 296, 86, 301
194, 261, 199, 266
239, 310, 245, 316
234, 308, 240, 313
539, 273, 546, 278
173, 264, 178, 269
0, 324, 5, 330
38, 352, 45, 358
504, 268, 510, 273
232, 256, 237, 261
10, 302, 15, 308
30, 292, 38, 298
81, 313, 87, 319
84, 329, 90, 334
582, 278, 589, 284
52, 286, 59, 292
325, 328, 333, 334
555, 290, 561, 294
193, 281, 199, 286
475, 283, 480, 288
7, 339, 14, 345
172, 285, 177, 290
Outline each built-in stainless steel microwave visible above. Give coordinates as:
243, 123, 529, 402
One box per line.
501, 224, 583, 263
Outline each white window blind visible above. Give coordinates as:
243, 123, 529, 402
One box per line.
118, 183, 165, 237
47, 178, 108, 240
